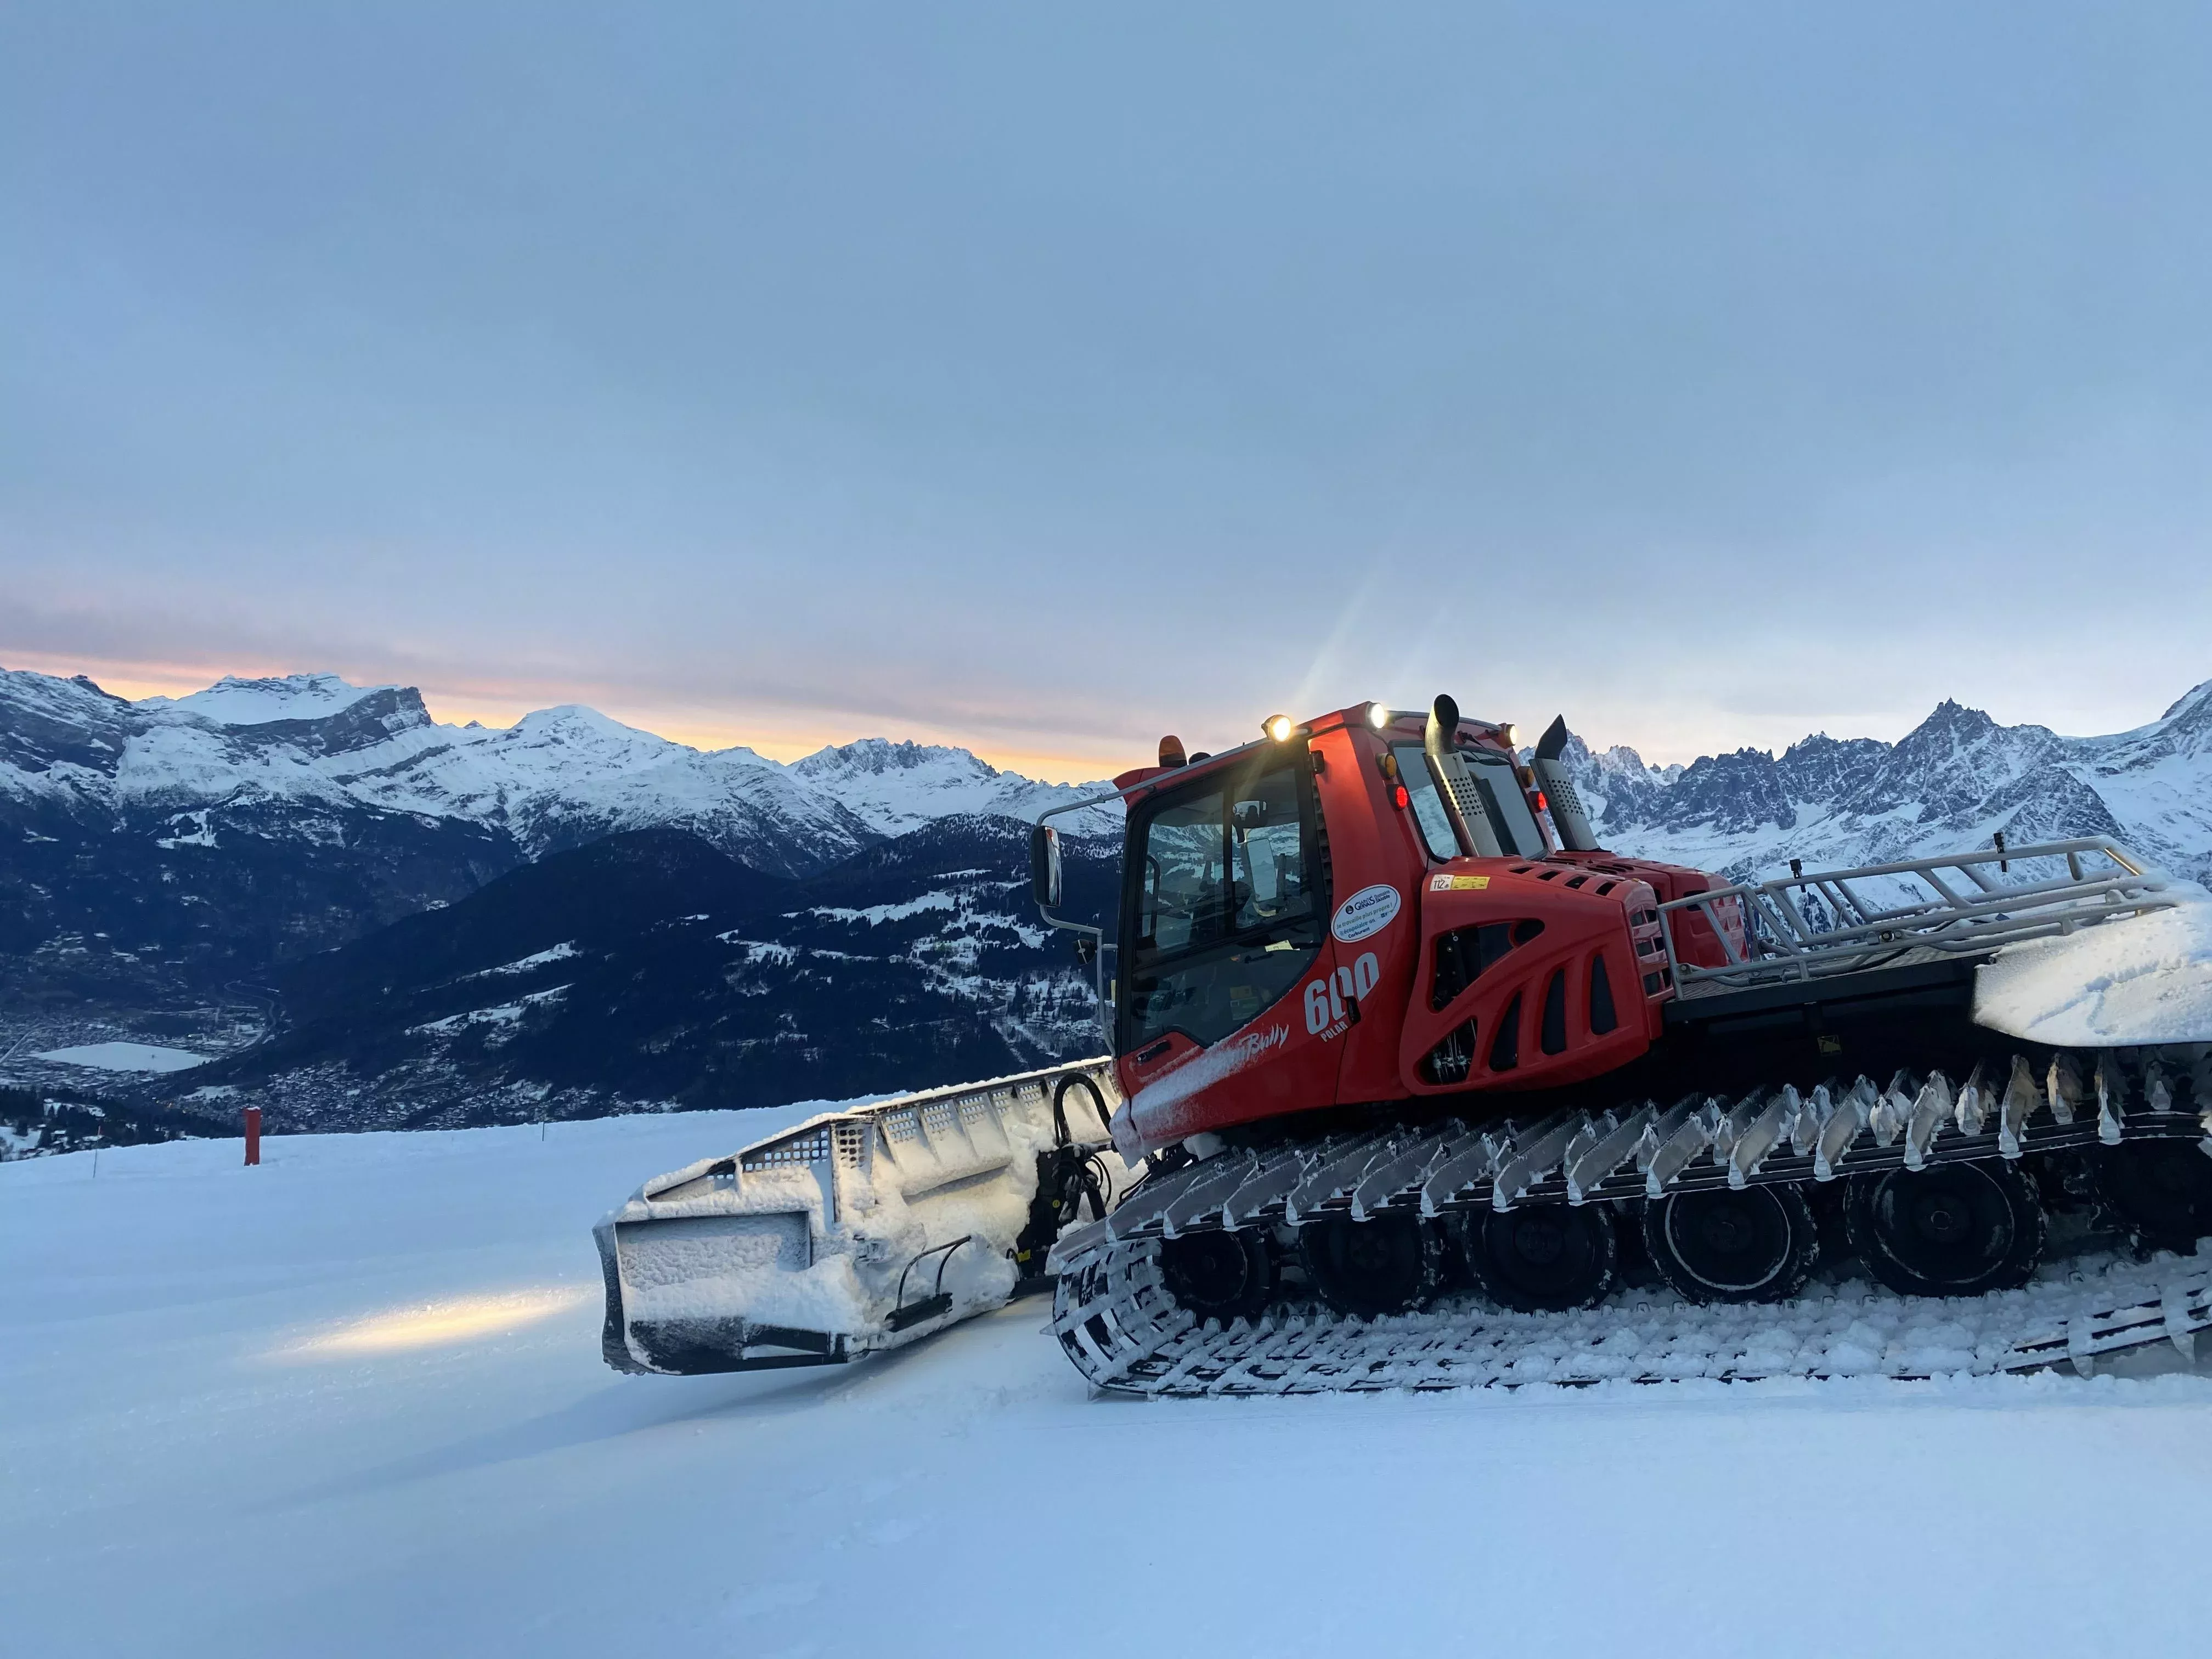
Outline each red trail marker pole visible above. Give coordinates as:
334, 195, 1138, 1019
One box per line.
244, 1106, 261, 1167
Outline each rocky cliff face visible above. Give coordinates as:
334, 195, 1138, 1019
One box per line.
1548, 681, 2212, 888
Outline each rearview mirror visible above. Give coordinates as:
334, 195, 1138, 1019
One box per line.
1029, 823, 1064, 909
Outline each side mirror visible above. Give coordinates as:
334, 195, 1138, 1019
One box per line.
1029, 822, 1064, 909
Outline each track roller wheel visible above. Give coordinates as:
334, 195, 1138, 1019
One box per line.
1845, 1161, 2045, 1297
1642, 1186, 1819, 1305
2091, 1141, 2212, 1255
1158, 1228, 1274, 1322
1458, 1204, 1616, 1312
1297, 1215, 1442, 1317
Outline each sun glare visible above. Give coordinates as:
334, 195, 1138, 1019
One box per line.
280, 1287, 589, 1358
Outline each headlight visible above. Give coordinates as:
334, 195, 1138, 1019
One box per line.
1367, 703, 1392, 730
1264, 714, 1295, 743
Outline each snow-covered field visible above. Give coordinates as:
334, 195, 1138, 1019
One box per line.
6, 1113, 2211, 1658
31, 1041, 211, 1073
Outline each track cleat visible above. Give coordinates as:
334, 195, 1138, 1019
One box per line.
1221, 1139, 1324, 1228
1729, 1087, 1799, 1190
1566, 1103, 1655, 1204
2049, 1054, 2085, 1125
2095, 1053, 2126, 1147
1904, 1073, 1954, 1171
1815, 1077, 1876, 1180
1420, 1132, 1503, 1217
1645, 1099, 1719, 1197
1999, 1055, 2042, 1158
1953, 1061, 1991, 1137
1491, 1111, 1585, 1211
1351, 1125, 1467, 1221
1871, 1070, 1915, 1147
1792, 1082, 1835, 1156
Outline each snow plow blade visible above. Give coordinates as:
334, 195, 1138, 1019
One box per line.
596, 1060, 1126, 1375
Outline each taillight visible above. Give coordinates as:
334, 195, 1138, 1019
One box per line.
1392, 783, 1410, 810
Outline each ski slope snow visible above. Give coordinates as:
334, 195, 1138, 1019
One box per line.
5, 1113, 2211, 1658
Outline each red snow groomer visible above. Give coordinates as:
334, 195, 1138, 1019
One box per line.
1036, 696, 2212, 1395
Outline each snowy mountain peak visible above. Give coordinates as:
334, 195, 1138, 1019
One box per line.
498, 704, 683, 761
795, 737, 1003, 782
148, 673, 394, 726
1545, 676, 2212, 889
2158, 679, 2212, 726
1776, 733, 1889, 806
2091, 679, 2212, 768
792, 737, 1111, 838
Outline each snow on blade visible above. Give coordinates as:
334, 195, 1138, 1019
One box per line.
599, 1062, 1129, 1374
1975, 901, 2212, 1046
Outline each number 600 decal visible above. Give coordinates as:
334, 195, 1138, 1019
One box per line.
1304, 951, 1380, 1036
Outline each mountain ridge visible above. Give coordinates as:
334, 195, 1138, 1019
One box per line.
8, 662, 2212, 1141
1, 667, 1115, 875
1551, 677, 2212, 888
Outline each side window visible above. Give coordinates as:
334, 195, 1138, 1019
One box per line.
1139, 789, 1223, 956
1395, 742, 1545, 859
1466, 751, 1545, 857
1393, 744, 1460, 861
1124, 754, 1325, 1050
1230, 765, 1308, 929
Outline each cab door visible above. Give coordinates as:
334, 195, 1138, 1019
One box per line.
1111, 743, 1344, 1152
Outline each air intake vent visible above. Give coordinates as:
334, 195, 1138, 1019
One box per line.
1489, 994, 1521, 1071
1590, 956, 1618, 1035
1431, 922, 1513, 1009
1430, 919, 1547, 1010
1540, 969, 1568, 1054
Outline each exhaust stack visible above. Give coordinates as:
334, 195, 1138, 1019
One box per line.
1532, 716, 1600, 851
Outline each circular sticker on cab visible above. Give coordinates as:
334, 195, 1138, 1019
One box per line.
1330, 883, 1401, 944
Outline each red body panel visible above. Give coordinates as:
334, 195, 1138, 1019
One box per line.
1548, 848, 1746, 969
1396, 864, 1663, 1096
1110, 705, 1742, 1156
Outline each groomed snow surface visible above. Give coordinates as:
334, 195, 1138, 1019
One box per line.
7, 1115, 2212, 1658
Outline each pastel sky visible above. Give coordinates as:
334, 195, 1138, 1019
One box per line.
5, 3, 2208, 780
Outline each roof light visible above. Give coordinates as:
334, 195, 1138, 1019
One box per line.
1367, 703, 1392, 730
1264, 714, 1296, 743
1498, 723, 1517, 747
